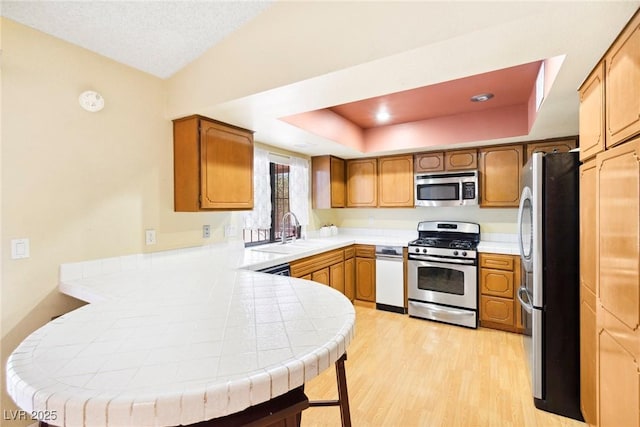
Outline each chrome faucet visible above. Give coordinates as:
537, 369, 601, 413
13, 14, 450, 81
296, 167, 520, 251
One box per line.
281, 211, 300, 244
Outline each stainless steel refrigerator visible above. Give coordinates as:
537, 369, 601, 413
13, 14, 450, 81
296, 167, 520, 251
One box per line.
516, 151, 583, 421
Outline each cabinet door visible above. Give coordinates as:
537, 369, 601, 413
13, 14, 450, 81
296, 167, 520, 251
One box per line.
480, 268, 514, 298
355, 257, 376, 302
346, 159, 377, 207
479, 145, 523, 207
330, 157, 346, 207
444, 149, 477, 171
330, 262, 345, 294
596, 137, 640, 426
605, 12, 640, 148
312, 267, 330, 286
200, 119, 253, 209
579, 64, 606, 162
312, 156, 345, 208
344, 257, 355, 301
526, 138, 577, 160
378, 155, 414, 207
414, 152, 444, 173
480, 295, 515, 327
580, 159, 597, 426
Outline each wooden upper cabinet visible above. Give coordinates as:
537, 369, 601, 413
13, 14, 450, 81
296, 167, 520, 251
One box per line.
173, 115, 253, 211
579, 63, 606, 161
415, 149, 477, 173
478, 144, 523, 208
444, 149, 477, 171
605, 11, 640, 148
526, 138, 577, 160
312, 155, 345, 208
346, 158, 377, 207
377, 155, 414, 207
414, 152, 444, 172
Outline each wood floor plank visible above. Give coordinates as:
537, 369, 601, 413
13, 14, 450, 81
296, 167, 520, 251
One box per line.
302, 306, 585, 427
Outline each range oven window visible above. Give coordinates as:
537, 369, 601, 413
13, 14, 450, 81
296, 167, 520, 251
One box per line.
416, 265, 465, 295
417, 183, 460, 201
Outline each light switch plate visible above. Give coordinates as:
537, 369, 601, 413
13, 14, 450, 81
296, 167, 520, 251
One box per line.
11, 238, 30, 259
145, 229, 156, 245
203, 225, 211, 238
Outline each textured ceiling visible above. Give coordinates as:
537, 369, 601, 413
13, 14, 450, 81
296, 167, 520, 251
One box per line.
1, 1, 273, 78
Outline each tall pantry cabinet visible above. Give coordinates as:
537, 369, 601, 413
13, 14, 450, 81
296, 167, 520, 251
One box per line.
578, 9, 640, 427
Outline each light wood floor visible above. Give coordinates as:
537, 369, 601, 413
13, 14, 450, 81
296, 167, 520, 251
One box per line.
302, 305, 585, 427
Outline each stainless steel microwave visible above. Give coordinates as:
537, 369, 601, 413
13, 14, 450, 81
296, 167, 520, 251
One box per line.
415, 171, 479, 207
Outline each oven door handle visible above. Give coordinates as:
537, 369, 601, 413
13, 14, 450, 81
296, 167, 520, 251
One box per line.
410, 255, 475, 265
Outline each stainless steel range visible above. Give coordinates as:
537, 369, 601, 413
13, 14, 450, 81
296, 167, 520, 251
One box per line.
407, 221, 480, 328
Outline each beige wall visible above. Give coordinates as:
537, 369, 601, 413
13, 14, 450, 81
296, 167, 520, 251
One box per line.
0, 19, 239, 419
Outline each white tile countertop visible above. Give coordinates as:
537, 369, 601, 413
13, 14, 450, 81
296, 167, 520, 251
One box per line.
7, 243, 355, 427
7, 230, 518, 426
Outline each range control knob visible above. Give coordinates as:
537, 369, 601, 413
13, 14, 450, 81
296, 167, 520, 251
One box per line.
422, 248, 428, 254
414, 248, 420, 253
462, 251, 468, 257
453, 250, 459, 256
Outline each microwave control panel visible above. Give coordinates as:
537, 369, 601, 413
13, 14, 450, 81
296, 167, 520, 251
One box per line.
462, 182, 476, 199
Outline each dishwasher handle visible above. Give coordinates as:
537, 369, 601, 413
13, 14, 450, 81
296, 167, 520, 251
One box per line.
376, 254, 403, 261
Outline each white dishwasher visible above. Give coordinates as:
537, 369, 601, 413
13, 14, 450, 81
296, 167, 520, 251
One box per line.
375, 245, 405, 313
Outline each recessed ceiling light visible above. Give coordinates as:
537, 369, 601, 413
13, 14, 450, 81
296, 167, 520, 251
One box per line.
376, 109, 391, 123
470, 93, 494, 102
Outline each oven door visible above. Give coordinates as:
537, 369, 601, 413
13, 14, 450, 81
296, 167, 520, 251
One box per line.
408, 257, 477, 309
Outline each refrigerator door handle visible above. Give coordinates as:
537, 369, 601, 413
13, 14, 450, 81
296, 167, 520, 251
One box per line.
517, 186, 533, 269
517, 286, 533, 313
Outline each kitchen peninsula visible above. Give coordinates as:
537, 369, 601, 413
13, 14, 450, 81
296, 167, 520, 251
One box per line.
6, 242, 355, 427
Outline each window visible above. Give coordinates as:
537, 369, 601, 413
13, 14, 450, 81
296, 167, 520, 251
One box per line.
243, 162, 295, 245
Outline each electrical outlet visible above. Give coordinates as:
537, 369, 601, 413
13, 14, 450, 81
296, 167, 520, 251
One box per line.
203, 225, 211, 238
145, 229, 156, 245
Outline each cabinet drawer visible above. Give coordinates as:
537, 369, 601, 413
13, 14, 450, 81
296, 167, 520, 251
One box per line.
290, 249, 344, 278
344, 246, 355, 259
480, 295, 515, 327
354, 244, 375, 258
479, 253, 514, 271
480, 268, 514, 298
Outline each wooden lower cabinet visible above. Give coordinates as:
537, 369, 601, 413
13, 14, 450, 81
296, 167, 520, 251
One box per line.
480, 295, 514, 327
330, 262, 345, 294
479, 253, 521, 333
596, 137, 640, 426
290, 249, 344, 292
311, 268, 330, 286
354, 245, 376, 303
344, 249, 355, 301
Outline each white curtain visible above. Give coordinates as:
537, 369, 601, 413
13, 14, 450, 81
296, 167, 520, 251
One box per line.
243, 147, 272, 229
289, 156, 310, 226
